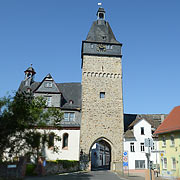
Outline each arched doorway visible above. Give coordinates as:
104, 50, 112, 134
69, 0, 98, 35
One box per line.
90, 139, 111, 171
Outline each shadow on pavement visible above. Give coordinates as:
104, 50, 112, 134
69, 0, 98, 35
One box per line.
91, 165, 110, 171
25, 172, 92, 180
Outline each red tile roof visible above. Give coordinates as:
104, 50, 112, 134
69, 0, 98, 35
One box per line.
154, 106, 180, 134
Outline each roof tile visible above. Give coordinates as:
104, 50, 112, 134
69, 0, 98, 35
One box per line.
154, 106, 180, 134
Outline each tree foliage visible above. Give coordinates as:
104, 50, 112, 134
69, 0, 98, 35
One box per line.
0, 92, 63, 161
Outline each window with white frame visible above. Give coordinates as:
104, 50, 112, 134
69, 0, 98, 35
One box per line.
64, 112, 75, 121
135, 160, 145, 169
130, 142, 135, 152
140, 143, 145, 152
170, 135, 175, 146
151, 142, 155, 150
45, 96, 52, 107
171, 157, 176, 169
162, 136, 166, 147
163, 157, 167, 169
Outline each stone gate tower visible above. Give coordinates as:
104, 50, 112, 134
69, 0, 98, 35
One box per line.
80, 7, 124, 171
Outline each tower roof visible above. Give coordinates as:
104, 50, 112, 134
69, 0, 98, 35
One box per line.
85, 7, 120, 44
24, 65, 36, 75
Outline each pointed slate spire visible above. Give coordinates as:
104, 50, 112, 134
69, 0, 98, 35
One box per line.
85, 7, 120, 44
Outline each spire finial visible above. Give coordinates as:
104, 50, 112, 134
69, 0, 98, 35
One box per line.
98, 2, 102, 6
97, 3, 105, 20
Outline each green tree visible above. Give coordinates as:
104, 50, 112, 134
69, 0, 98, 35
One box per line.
0, 92, 63, 162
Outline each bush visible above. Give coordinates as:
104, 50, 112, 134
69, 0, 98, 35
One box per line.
47, 160, 79, 170
25, 164, 36, 176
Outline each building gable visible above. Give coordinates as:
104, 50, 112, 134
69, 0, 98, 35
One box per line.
34, 74, 60, 94
134, 118, 151, 128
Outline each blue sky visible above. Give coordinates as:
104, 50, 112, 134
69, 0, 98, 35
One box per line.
0, 0, 180, 114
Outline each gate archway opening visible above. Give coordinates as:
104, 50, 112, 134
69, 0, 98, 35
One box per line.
90, 139, 111, 171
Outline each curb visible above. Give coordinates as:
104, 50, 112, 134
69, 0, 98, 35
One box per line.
58, 170, 88, 176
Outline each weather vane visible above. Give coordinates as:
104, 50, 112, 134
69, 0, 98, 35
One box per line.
98, 2, 102, 6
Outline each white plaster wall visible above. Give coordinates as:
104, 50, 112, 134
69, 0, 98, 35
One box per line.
124, 139, 148, 169
150, 140, 160, 165
124, 119, 160, 170
38, 129, 80, 161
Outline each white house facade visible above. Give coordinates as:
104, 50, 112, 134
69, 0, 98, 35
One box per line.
123, 115, 165, 171
39, 129, 80, 161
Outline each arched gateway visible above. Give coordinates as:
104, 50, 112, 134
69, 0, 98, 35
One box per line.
80, 7, 124, 172
90, 138, 112, 170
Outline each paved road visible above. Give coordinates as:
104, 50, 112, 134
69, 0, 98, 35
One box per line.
25, 171, 124, 180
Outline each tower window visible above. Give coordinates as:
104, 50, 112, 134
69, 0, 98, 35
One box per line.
99, 12, 104, 19
100, 92, 105, 98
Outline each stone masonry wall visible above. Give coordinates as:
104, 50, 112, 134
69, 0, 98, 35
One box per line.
80, 55, 124, 170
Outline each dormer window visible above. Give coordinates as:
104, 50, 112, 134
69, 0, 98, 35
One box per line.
45, 82, 52, 88
27, 88, 31, 93
69, 100, 73, 104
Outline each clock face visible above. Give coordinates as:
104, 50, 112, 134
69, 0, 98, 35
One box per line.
97, 44, 106, 52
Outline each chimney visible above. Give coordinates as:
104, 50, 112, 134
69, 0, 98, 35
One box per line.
161, 115, 165, 122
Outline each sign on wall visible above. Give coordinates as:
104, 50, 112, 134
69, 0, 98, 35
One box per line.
123, 151, 128, 167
